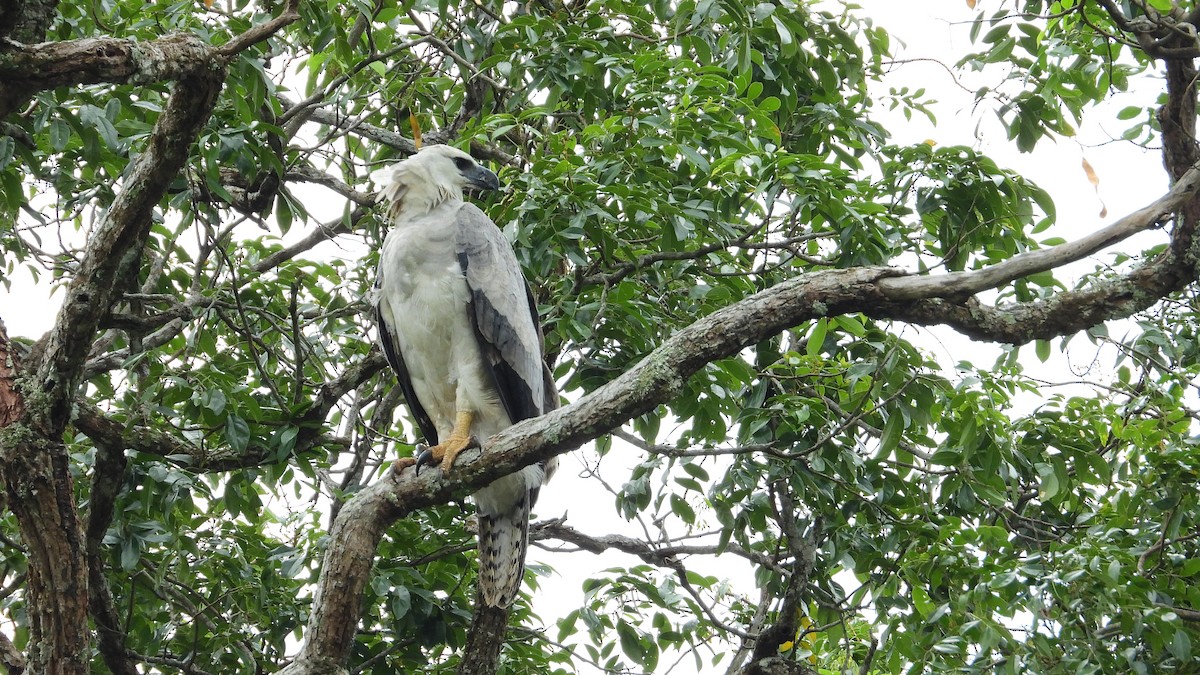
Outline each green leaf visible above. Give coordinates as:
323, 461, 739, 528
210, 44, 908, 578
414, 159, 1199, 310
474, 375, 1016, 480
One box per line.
679, 145, 710, 173
203, 389, 227, 415
49, 119, 70, 152
1117, 106, 1142, 120
1170, 628, 1192, 661
1035, 339, 1051, 363
806, 319, 828, 357
1036, 462, 1060, 501
879, 412, 903, 457
391, 585, 411, 619
670, 494, 696, 524
225, 414, 251, 453
770, 15, 792, 46
617, 622, 645, 664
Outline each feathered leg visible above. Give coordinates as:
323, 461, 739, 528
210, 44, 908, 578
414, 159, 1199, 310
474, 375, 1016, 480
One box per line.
476, 493, 531, 608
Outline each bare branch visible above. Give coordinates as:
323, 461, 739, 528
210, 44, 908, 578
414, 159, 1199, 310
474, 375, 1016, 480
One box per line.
878, 163, 1200, 301
532, 517, 788, 575
215, 0, 300, 58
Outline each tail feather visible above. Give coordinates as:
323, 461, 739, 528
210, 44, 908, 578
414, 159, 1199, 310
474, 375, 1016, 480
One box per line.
476, 495, 530, 608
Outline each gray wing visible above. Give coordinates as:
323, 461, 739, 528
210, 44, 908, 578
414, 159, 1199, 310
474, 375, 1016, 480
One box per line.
454, 203, 548, 425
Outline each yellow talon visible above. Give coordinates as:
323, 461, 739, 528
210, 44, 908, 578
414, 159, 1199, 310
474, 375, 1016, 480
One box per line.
421, 410, 478, 474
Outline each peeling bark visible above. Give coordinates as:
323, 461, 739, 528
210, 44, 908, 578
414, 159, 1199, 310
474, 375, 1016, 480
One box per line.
0, 427, 90, 673
0, 319, 21, 428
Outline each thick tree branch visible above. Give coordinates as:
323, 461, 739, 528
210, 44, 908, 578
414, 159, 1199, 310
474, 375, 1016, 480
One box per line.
0, 0, 298, 116
0, 69, 227, 673
33, 73, 224, 432
0, 35, 212, 117
456, 600, 510, 675
0, 0, 59, 44
0, 9, 304, 669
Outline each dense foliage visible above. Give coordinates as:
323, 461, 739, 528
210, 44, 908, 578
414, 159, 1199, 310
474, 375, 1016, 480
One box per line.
1, 0, 1199, 673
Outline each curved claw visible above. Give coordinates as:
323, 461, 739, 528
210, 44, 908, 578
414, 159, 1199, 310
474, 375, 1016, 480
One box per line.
413, 444, 435, 475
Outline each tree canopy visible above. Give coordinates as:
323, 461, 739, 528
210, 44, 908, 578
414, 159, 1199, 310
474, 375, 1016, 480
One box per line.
1, 0, 1199, 674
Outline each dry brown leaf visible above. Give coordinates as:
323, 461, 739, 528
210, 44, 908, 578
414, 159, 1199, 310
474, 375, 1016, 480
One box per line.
1081, 156, 1100, 188
409, 111, 423, 150
1082, 156, 1108, 217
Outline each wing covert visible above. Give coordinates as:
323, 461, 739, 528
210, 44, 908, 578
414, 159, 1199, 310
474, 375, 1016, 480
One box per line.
454, 203, 547, 425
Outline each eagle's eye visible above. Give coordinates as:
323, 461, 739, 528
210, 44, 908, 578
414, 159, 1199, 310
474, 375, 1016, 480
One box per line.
453, 157, 474, 173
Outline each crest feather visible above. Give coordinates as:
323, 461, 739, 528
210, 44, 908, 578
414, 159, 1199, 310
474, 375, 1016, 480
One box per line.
380, 153, 457, 223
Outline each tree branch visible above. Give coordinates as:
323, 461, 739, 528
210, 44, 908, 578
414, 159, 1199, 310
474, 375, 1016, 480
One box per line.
532, 517, 787, 574
73, 352, 388, 471
0, 629, 23, 674
744, 486, 818, 673
0, 0, 299, 115
84, 438, 138, 675
878, 162, 1200, 301
0, 35, 213, 117
32, 73, 225, 432
214, 0, 300, 58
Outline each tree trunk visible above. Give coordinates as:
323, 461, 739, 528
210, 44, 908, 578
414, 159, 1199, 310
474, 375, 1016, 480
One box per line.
0, 321, 90, 673
457, 600, 511, 675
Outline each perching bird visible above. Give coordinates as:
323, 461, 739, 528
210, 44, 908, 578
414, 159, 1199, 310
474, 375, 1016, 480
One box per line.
373, 144, 558, 608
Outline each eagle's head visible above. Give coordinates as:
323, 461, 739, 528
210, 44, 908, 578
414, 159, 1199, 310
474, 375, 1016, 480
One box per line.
381, 144, 500, 223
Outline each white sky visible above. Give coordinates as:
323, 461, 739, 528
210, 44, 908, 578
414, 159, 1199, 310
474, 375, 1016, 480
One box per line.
0, 2, 1176, 673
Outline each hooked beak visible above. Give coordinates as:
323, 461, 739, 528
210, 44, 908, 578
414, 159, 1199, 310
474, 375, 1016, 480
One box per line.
465, 165, 501, 192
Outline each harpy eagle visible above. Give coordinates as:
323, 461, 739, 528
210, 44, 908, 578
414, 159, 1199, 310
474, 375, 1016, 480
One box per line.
373, 144, 558, 608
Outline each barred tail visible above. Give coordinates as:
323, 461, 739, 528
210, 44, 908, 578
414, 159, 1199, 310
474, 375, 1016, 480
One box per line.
476, 495, 530, 608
